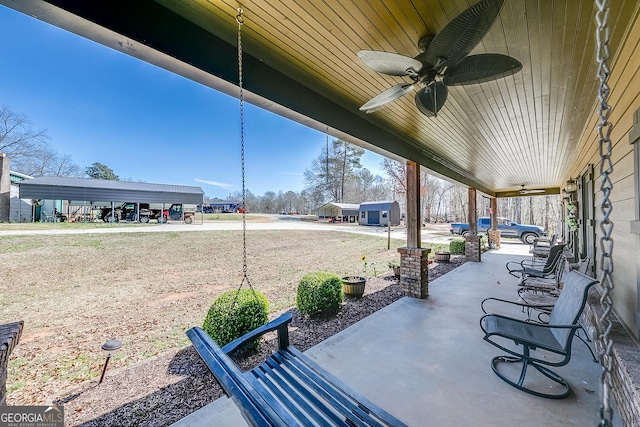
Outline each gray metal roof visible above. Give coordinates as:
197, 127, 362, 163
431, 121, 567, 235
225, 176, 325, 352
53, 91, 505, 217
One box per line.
359, 201, 398, 211
18, 177, 204, 204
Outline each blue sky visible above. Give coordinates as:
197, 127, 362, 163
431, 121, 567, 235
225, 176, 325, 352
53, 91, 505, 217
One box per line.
0, 6, 387, 199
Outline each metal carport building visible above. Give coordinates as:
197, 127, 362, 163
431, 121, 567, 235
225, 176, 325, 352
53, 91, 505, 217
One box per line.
317, 203, 360, 223
18, 176, 204, 221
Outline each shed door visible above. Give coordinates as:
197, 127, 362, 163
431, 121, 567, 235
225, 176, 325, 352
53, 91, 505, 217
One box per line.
368, 210, 380, 225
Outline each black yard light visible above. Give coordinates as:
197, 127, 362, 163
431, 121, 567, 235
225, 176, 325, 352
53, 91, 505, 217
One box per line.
98, 339, 122, 384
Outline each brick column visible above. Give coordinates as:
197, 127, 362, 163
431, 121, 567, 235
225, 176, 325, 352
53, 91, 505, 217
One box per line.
398, 247, 431, 298
487, 229, 501, 249
465, 236, 482, 262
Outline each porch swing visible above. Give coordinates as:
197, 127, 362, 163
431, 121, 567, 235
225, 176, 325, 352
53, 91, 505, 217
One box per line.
185, 8, 407, 426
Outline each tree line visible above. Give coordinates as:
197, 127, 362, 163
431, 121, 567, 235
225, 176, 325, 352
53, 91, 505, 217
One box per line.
3, 105, 560, 232
212, 136, 560, 234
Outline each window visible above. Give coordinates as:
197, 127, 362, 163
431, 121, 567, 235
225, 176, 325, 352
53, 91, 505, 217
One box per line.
382, 211, 388, 218
360, 211, 365, 219
636, 131, 640, 221
631, 107, 640, 234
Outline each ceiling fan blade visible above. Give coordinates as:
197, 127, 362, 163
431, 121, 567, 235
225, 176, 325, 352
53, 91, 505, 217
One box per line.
521, 189, 546, 194
415, 82, 448, 117
442, 53, 522, 86
443, 54, 522, 86
358, 50, 423, 76
360, 83, 415, 113
426, 0, 506, 68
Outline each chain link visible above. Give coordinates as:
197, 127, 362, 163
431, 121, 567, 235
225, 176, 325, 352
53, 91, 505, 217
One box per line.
594, 0, 615, 425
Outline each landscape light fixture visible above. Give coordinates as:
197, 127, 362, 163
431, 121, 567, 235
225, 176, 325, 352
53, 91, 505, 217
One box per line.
564, 178, 578, 193
99, 339, 122, 384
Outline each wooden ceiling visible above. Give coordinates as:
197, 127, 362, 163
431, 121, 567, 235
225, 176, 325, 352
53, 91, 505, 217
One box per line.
3, 0, 638, 196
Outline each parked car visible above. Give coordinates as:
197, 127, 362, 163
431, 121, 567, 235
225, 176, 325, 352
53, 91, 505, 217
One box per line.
449, 217, 546, 244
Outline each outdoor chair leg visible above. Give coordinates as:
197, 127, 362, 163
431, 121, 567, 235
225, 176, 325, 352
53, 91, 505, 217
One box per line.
490, 347, 571, 399
576, 326, 598, 363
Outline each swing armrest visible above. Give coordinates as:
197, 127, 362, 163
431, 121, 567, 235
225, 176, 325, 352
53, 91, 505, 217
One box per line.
222, 313, 293, 356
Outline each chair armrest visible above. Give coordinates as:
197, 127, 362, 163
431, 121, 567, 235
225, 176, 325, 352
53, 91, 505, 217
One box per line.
481, 313, 582, 332
222, 313, 293, 355
520, 259, 546, 268
481, 297, 554, 314
532, 237, 552, 247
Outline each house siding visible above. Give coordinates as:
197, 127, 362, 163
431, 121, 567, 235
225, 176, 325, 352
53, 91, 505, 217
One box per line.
569, 6, 640, 339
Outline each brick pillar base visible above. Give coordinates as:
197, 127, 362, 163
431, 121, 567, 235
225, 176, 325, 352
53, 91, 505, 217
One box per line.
397, 247, 431, 299
487, 229, 501, 249
465, 236, 482, 262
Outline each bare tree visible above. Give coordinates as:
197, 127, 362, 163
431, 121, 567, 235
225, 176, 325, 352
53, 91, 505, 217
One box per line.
18, 150, 83, 177
382, 158, 407, 197
283, 190, 297, 213
304, 139, 364, 203
0, 106, 49, 165
261, 191, 277, 213
0, 106, 83, 177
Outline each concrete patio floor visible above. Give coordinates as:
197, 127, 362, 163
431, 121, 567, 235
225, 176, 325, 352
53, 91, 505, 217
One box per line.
173, 243, 617, 426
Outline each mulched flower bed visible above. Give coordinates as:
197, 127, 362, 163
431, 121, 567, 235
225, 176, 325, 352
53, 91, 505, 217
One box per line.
56, 255, 467, 427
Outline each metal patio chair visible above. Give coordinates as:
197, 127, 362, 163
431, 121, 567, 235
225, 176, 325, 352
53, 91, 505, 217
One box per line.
529, 233, 557, 259
480, 270, 598, 399
506, 243, 566, 278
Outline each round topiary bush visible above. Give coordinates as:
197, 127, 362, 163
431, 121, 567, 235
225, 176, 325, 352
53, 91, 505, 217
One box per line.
449, 239, 465, 254
203, 288, 269, 352
296, 272, 343, 318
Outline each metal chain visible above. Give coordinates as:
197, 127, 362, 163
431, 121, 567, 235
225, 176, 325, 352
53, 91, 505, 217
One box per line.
594, 0, 615, 425
237, 8, 248, 278
236, 7, 254, 293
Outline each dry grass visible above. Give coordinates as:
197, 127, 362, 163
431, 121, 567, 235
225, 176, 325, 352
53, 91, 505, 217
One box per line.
1, 228, 415, 405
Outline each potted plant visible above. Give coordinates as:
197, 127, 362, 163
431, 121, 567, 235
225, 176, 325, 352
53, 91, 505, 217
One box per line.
566, 201, 579, 232
435, 251, 451, 262
388, 260, 400, 277
341, 256, 368, 298
341, 276, 366, 298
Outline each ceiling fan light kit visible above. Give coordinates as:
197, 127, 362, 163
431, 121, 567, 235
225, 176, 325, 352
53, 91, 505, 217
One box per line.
358, 0, 522, 117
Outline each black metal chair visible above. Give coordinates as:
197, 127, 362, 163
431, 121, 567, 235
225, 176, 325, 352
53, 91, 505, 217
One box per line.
480, 270, 598, 399
529, 233, 557, 259
505, 243, 566, 278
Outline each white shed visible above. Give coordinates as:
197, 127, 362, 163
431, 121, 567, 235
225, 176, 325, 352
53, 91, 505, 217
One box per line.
358, 201, 401, 226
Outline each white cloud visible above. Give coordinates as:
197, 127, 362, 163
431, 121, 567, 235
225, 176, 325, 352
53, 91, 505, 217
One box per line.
194, 178, 235, 189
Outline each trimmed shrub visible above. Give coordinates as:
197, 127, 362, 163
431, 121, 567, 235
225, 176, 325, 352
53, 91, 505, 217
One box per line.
449, 239, 465, 254
480, 235, 489, 252
297, 272, 343, 318
203, 288, 269, 352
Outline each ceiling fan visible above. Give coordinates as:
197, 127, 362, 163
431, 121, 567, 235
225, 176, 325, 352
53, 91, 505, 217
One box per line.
358, 0, 522, 117
519, 185, 546, 195
498, 185, 546, 197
